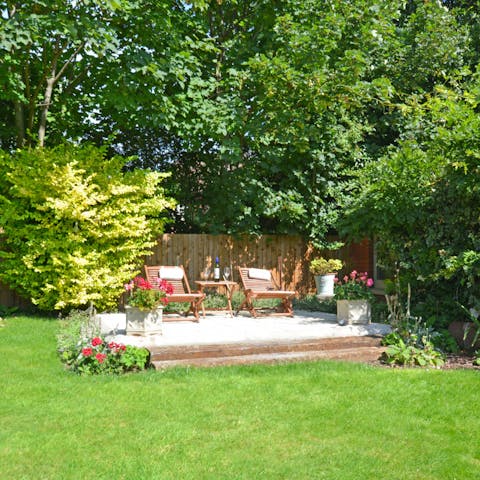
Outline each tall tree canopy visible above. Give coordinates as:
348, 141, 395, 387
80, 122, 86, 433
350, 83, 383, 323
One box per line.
1, 0, 478, 249
0, 0, 207, 148
149, 0, 471, 247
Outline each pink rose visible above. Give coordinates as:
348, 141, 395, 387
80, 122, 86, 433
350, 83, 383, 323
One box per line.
366, 278, 374, 287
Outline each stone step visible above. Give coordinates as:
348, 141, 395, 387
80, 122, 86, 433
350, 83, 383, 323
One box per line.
149, 335, 382, 361
149, 336, 386, 369
152, 346, 385, 369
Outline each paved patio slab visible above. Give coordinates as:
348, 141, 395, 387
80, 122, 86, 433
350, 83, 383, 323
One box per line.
99, 310, 391, 349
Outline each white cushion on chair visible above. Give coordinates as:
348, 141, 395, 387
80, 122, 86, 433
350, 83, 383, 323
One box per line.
248, 268, 271, 281
159, 266, 184, 280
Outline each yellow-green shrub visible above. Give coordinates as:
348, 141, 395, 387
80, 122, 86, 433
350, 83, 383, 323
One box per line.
0, 144, 175, 311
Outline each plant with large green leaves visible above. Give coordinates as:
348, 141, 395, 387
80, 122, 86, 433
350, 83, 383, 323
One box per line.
0, 144, 175, 311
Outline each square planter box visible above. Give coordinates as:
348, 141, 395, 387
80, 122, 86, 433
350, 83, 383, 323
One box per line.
336, 299, 371, 325
126, 306, 163, 336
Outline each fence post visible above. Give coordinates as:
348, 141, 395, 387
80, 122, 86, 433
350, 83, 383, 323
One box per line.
278, 255, 283, 290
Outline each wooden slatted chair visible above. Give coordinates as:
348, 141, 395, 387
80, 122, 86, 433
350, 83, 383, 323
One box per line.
236, 267, 295, 317
144, 265, 205, 322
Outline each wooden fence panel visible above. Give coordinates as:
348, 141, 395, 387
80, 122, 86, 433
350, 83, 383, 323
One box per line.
143, 234, 372, 295
0, 234, 373, 307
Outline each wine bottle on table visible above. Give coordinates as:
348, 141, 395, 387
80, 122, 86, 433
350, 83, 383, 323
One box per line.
214, 256, 220, 282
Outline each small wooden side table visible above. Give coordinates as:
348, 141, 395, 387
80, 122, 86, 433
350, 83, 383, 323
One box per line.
195, 280, 237, 317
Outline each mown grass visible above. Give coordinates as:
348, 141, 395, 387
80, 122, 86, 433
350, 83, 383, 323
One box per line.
1, 315, 479, 479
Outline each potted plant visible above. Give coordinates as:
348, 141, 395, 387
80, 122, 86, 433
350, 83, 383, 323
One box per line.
334, 270, 374, 325
124, 276, 173, 335
309, 257, 343, 297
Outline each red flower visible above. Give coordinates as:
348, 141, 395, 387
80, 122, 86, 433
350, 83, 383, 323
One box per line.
96, 353, 107, 363
159, 279, 174, 295
108, 341, 126, 353
82, 347, 93, 357
91, 337, 103, 347
134, 276, 153, 290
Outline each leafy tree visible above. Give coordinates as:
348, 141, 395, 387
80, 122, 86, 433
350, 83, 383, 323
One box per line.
0, 145, 175, 311
0, 0, 134, 147
339, 75, 480, 322
149, 0, 471, 247
0, 0, 205, 149
134, 0, 407, 244
1, 0, 477, 250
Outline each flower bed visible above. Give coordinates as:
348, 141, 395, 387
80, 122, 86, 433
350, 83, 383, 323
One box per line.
57, 310, 150, 375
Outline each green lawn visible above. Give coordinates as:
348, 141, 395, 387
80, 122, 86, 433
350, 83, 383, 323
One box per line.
1, 316, 479, 480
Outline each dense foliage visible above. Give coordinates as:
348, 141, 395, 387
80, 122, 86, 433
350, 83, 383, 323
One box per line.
2, 0, 477, 246
340, 77, 480, 322
0, 145, 174, 311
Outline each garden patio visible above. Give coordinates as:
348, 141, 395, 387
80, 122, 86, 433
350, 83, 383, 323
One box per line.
98, 310, 391, 368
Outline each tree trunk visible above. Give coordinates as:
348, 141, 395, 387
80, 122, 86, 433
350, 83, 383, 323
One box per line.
37, 41, 84, 147
38, 75, 55, 148
14, 100, 25, 148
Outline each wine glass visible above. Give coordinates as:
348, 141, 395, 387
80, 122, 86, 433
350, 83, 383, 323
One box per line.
202, 267, 211, 280
223, 266, 231, 281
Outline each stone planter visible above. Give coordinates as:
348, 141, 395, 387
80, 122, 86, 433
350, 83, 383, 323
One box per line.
314, 274, 336, 298
126, 306, 163, 336
336, 299, 371, 325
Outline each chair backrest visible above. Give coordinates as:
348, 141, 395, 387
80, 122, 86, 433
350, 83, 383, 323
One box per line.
238, 267, 276, 291
144, 265, 191, 294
